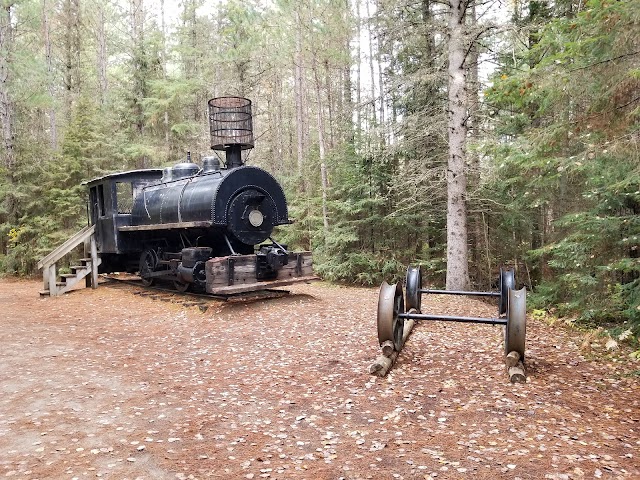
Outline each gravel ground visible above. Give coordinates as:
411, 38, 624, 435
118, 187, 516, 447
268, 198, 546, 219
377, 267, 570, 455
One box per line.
0, 278, 638, 480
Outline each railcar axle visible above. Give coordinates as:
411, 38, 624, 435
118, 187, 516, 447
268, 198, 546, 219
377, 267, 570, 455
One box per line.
398, 312, 507, 326
377, 265, 527, 361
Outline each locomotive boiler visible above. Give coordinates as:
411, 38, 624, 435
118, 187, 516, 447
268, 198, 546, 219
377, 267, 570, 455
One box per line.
85, 97, 314, 294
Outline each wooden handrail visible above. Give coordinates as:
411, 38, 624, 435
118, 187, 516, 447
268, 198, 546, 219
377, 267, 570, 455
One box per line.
37, 225, 96, 270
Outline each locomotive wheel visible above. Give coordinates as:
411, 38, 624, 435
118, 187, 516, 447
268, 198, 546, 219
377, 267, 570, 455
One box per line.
505, 287, 527, 359
499, 267, 515, 316
139, 249, 158, 287
405, 265, 422, 313
377, 281, 405, 352
174, 280, 190, 293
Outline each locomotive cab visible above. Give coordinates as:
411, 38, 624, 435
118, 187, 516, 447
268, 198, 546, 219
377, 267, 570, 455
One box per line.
84, 170, 163, 271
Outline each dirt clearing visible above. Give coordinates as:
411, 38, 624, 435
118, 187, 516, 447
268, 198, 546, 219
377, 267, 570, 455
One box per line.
0, 278, 637, 479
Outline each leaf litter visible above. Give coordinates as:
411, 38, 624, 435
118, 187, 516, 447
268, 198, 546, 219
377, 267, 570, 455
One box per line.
0, 278, 637, 479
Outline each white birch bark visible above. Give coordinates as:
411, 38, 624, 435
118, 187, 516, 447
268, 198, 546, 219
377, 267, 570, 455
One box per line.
446, 0, 470, 290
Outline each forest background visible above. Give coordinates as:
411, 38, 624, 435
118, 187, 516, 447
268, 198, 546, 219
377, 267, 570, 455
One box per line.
0, 0, 638, 349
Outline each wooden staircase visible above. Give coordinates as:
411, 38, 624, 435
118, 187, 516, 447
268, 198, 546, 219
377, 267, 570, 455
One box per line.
37, 225, 102, 297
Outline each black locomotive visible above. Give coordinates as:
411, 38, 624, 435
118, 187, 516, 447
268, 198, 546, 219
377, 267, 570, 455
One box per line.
85, 97, 313, 294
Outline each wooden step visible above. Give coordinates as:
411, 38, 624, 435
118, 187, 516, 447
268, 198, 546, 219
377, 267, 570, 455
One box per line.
39, 290, 50, 297
38, 226, 102, 297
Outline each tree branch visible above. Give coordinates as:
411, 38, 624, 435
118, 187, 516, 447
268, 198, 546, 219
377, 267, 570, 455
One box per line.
569, 50, 640, 72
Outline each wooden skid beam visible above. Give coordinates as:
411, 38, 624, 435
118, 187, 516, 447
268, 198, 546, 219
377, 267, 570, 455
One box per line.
369, 319, 416, 377
506, 350, 526, 383
207, 275, 318, 295
205, 252, 315, 295
369, 308, 419, 377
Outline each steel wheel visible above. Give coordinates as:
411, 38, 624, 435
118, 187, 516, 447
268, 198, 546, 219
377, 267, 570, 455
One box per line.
139, 249, 158, 287
174, 280, 190, 292
377, 281, 405, 351
505, 287, 527, 359
405, 265, 422, 313
499, 267, 515, 316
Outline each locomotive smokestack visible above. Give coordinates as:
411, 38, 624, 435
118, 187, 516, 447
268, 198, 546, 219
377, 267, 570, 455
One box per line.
208, 96, 254, 169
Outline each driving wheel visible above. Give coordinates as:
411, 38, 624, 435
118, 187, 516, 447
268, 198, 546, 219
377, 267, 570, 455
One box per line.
139, 249, 158, 287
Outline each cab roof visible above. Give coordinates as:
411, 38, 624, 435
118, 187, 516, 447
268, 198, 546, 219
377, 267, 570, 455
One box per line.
82, 169, 163, 186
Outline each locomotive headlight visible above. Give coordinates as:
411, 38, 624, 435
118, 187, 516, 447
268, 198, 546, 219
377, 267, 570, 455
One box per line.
248, 209, 264, 227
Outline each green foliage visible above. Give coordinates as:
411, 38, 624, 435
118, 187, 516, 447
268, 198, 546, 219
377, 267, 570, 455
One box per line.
484, 0, 640, 332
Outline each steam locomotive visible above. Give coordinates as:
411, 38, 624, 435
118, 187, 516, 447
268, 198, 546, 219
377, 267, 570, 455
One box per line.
85, 97, 314, 294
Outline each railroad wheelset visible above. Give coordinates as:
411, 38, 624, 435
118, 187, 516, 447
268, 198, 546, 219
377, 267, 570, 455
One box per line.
377, 266, 527, 360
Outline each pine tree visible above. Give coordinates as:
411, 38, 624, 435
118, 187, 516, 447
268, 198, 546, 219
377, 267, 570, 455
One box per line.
485, 0, 640, 327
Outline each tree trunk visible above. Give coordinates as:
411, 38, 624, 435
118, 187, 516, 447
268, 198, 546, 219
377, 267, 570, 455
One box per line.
343, 13, 354, 144
355, 0, 362, 141
0, 2, 15, 171
160, 0, 169, 146
294, 7, 306, 184
313, 59, 330, 234
374, 0, 385, 138
131, 0, 146, 139
466, 1, 483, 284
63, 0, 81, 121
188, 0, 200, 122
274, 71, 284, 172
42, 0, 57, 147
96, 4, 108, 106
445, 0, 470, 291
324, 59, 335, 149
365, 0, 377, 130
0, 1, 16, 240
